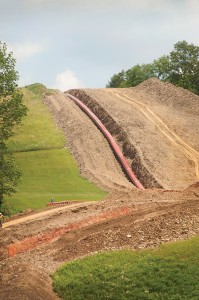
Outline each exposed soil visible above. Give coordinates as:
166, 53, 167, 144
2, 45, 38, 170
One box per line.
1, 185, 199, 299
68, 79, 199, 190
1, 79, 199, 299
43, 91, 133, 191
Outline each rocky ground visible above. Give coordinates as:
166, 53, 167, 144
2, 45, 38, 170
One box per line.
1, 184, 199, 299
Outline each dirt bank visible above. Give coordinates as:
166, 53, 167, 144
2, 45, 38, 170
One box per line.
68, 79, 199, 189
44, 91, 133, 191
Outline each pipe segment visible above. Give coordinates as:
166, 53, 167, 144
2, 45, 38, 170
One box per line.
66, 93, 144, 190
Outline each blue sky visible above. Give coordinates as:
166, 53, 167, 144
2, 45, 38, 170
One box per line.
1, 0, 199, 90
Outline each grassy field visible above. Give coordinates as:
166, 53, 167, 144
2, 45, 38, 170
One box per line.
7, 85, 65, 152
5, 84, 106, 212
53, 236, 199, 300
6, 149, 106, 211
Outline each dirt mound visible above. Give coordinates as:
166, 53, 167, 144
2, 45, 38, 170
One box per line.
134, 77, 199, 116
133, 78, 199, 152
0, 263, 59, 300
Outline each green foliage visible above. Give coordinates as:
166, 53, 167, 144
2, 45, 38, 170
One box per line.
153, 55, 171, 80
106, 70, 126, 88
0, 145, 22, 205
0, 42, 27, 206
106, 40, 199, 95
0, 201, 22, 216
5, 149, 106, 211
0, 42, 18, 96
53, 236, 199, 300
125, 64, 156, 87
167, 41, 199, 94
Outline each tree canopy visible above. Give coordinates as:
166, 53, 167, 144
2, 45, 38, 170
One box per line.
106, 41, 199, 95
0, 42, 27, 207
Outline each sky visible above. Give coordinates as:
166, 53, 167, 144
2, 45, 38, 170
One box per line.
0, 0, 199, 90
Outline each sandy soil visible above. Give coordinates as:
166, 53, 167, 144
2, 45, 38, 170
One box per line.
1, 79, 199, 299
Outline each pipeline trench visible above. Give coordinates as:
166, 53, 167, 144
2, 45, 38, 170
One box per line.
67, 89, 162, 189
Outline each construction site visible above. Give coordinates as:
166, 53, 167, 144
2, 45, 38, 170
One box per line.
1, 78, 199, 299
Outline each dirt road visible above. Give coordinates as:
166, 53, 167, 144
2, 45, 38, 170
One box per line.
3, 201, 94, 228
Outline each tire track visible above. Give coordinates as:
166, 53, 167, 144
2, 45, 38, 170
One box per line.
108, 90, 199, 179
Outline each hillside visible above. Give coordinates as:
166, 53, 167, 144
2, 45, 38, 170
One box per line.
40, 79, 199, 189
5, 84, 106, 212
1, 79, 199, 299
67, 78, 199, 190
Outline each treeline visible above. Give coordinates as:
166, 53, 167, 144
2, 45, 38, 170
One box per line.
106, 41, 199, 95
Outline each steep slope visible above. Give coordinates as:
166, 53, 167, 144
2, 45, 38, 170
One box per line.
68, 79, 199, 190
44, 91, 133, 191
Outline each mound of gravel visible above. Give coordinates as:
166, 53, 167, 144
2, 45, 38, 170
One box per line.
134, 78, 199, 115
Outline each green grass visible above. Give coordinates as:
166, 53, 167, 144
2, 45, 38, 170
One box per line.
7, 86, 65, 152
5, 83, 106, 212
53, 236, 199, 300
5, 149, 106, 211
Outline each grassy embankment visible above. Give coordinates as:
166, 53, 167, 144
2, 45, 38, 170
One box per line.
53, 236, 199, 300
5, 84, 106, 212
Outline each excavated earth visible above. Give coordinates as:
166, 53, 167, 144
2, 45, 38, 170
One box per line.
68, 78, 199, 190
1, 79, 199, 299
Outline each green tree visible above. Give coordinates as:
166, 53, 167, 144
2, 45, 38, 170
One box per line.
0, 42, 27, 207
106, 41, 199, 95
167, 40, 199, 94
106, 70, 126, 88
153, 55, 171, 80
125, 63, 156, 87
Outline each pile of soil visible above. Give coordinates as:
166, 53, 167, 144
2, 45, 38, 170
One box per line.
133, 78, 199, 152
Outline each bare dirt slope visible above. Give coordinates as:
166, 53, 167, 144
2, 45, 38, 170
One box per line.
44, 91, 133, 191
69, 78, 199, 190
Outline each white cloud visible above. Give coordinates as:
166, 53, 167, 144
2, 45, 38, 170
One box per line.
8, 42, 45, 60
52, 70, 85, 91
